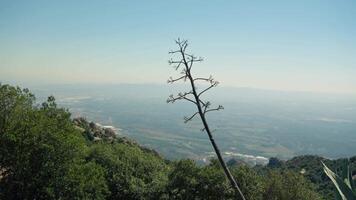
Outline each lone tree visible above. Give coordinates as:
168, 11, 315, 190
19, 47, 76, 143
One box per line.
167, 39, 246, 200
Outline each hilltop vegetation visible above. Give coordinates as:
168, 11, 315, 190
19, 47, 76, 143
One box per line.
0, 84, 352, 199
266, 155, 356, 199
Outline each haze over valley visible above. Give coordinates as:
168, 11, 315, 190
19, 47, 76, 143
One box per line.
25, 83, 356, 163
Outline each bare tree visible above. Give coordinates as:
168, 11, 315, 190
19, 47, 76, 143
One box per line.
167, 39, 246, 200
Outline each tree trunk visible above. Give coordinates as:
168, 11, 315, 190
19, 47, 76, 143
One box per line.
186, 71, 246, 200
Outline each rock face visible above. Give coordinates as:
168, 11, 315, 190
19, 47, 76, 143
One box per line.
72, 117, 161, 157
104, 128, 116, 138
73, 117, 119, 141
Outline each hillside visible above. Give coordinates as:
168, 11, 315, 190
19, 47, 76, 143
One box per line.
264, 155, 356, 199
0, 84, 353, 199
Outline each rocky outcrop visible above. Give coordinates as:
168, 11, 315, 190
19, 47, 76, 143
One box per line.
73, 117, 119, 141
72, 117, 161, 157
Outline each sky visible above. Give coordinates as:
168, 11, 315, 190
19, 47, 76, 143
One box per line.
0, 0, 356, 94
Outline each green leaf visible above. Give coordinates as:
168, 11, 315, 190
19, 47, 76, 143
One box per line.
322, 162, 356, 200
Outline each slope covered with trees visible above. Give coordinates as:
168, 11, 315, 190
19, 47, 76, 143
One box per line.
0, 84, 348, 199
264, 155, 356, 199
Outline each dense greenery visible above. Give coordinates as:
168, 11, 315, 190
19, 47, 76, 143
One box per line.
323, 159, 356, 200
266, 155, 356, 199
0, 85, 108, 199
0, 84, 343, 199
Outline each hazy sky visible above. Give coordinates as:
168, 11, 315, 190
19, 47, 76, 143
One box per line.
1, 0, 355, 94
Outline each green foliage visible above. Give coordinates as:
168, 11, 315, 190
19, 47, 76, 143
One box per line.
196, 160, 235, 200
275, 155, 356, 200
60, 161, 110, 200
231, 165, 265, 200
263, 170, 323, 200
166, 159, 319, 200
0, 84, 108, 199
166, 159, 201, 199
0, 85, 34, 135
267, 157, 284, 168
87, 142, 169, 200
166, 159, 235, 200
323, 160, 356, 200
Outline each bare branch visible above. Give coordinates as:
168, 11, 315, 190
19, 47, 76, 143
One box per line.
203, 101, 211, 113
194, 75, 213, 83
167, 38, 246, 200
182, 97, 197, 105
168, 59, 184, 64
199, 99, 207, 107
167, 75, 187, 84
180, 68, 187, 75
184, 112, 199, 123
175, 38, 189, 53
166, 92, 196, 105
175, 38, 182, 45
185, 54, 203, 61
182, 42, 188, 52
194, 77, 210, 82
204, 105, 224, 114
188, 58, 203, 63
168, 50, 181, 54
185, 55, 202, 71
189, 60, 193, 70
168, 50, 180, 54
197, 82, 218, 97
168, 59, 184, 70
180, 91, 193, 96
185, 53, 194, 58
